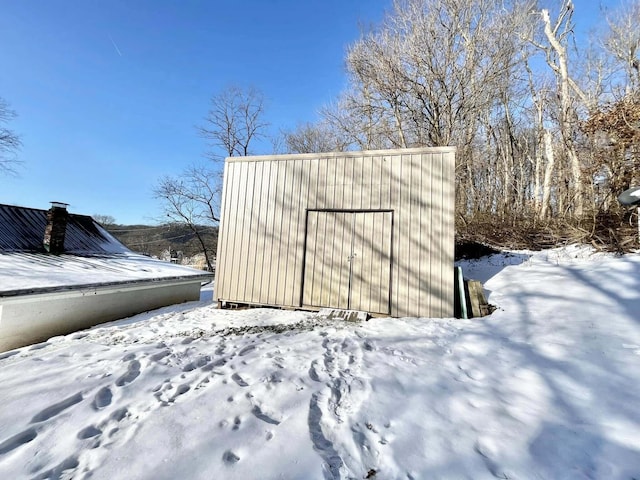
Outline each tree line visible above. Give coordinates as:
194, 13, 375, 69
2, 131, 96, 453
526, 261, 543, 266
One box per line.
158, 0, 640, 255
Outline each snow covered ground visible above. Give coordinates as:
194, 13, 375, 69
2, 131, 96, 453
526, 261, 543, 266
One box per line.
1, 245, 640, 479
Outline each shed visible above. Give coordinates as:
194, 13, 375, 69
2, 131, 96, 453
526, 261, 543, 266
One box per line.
0, 203, 214, 352
214, 147, 455, 318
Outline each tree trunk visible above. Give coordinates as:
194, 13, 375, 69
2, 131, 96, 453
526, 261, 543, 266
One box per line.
539, 130, 555, 219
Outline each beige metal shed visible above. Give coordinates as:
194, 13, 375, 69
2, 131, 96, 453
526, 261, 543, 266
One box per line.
214, 146, 455, 318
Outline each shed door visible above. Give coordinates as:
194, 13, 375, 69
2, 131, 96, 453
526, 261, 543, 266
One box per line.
302, 210, 392, 315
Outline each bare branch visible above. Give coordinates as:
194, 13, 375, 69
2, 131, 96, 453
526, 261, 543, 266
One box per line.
199, 85, 269, 159
0, 97, 22, 175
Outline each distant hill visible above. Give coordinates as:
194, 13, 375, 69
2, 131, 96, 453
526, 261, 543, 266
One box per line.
103, 223, 218, 260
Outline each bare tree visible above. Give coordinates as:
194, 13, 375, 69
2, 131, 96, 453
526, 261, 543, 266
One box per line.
603, 0, 640, 93
154, 166, 220, 272
155, 86, 270, 270
332, 0, 535, 219
532, 1, 591, 217
283, 121, 349, 154
321, 88, 395, 151
199, 85, 269, 160
93, 214, 117, 227
0, 97, 22, 174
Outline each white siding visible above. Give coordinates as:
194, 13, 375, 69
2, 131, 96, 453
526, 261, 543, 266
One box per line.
214, 147, 455, 318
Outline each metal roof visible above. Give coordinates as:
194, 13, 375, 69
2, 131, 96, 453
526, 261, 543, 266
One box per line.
0, 204, 214, 296
0, 204, 129, 254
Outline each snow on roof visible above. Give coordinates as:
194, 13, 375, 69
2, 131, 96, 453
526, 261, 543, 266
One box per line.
0, 252, 213, 296
0, 204, 213, 295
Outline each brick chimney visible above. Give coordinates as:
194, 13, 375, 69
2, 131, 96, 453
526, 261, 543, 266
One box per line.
43, 202, 69, 254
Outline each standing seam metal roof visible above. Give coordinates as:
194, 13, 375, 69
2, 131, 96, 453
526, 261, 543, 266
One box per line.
0, 204, 129, 254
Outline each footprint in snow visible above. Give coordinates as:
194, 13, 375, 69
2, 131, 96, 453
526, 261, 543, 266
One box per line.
92, 387, 113, 410
238, 344, 257, 356
150, 349, 170, 362
31, 392, 83, 423
182, 355, 211, 372
0, 428, 38, 455
309, 360, 323, 382
231, 373, 249, 387
232, 416, 242, 431
251, 405, 281, 425
116, 360, 141, 387
31, 455, 79, 480
77, 425, 102, 440
175, 384, 190, 397
222, 450, 240, 464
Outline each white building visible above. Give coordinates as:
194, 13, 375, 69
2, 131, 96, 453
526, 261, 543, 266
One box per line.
0, 203, 213, 352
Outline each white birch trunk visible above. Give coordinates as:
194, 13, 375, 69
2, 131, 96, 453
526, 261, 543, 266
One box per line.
540, 130, 555, 219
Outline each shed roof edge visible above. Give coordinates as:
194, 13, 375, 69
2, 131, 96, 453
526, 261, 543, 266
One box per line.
225, 146, 456, 163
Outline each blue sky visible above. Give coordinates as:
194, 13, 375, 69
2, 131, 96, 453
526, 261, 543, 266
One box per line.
0, 0, 387, 224
0, 1, 606, 224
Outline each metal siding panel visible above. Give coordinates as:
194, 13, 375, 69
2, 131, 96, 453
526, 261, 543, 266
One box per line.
332, 156, 339, 207
302, 210, 318, 306
383, 211, 393, 315
309, 158, 320, 210
350, 212, 365, 311
325, 212, 338, 307
419, 152, 432, 317
243, 162, 264, 302
224, 162, 240, 300
261, 162, 278, 303
226, 162, 245, 301
407, 154, 421, 317
269, 162, 286, 305
239, 162, 258, 301
379, 211, 393, 315
324, 212, 338, 308
345, 156, 362, 209
334, 157, 344, 211
344, 157, 354, 208
214, 161, 232, 299
364, 155, 377, 210
250, 161, 267, 303
441, 151, 456, 317
317, 157, 328, 209
430, 153, 444, 318
434, 154, 447, 317
337, 212, 351, 308
313, 210, 326, 306
276, 161, 292, 306
314, 209, 324, 308
381, 155, 391, 207
293, 159, 313, 306
389, 154, 401, 317
244, 161, 258, 302
398, 154, 411, 318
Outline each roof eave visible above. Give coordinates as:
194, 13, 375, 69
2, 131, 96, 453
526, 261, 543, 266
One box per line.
0, 273, 214, 299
